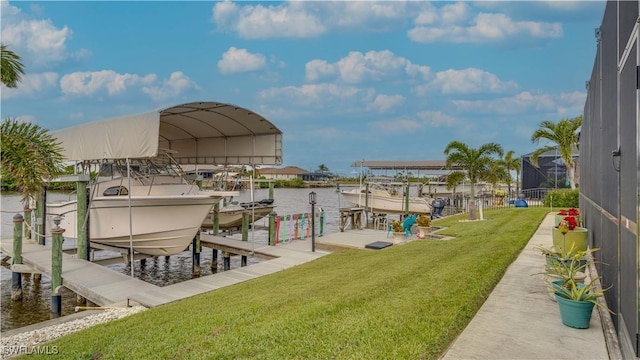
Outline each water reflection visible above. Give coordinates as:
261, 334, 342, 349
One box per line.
1, 186, 346, 331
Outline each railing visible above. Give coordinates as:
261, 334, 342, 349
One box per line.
442, 188, 552, 214
274, 211, 325, 245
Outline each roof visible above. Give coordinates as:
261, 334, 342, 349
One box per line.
351, 160, 463, 171
258, 166, 309, 175
521, 146, 579, 158
53, 101, 283, 165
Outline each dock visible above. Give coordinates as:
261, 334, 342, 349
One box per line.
2, 228, 402, 309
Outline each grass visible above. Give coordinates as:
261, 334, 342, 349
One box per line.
23, 207, 549, 359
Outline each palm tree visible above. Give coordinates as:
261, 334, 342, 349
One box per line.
1, 44, 25, 88
485, 159, 509, 195
444, 141, 503, 220
530, 115, 582, 189
1, 119, 64, 207
500, 150, 521, 197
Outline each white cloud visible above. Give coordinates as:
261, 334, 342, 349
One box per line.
408, 5, 563, 44
141, 72, 199, 101
452, 90, 586, 115
1, 72, 58, 99
0, 1, 87, 66
212, 1, 325, 39
416, 110, 458, 127
60, 70, 156, 96
258, 83, 371, 107
370, 94, 405, 113
217, 47, 267, 74
414, 68, 518, 95
305, 50, 430, 84
211, 1, 417, 39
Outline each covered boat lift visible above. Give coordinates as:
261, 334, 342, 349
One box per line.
53, 101, 283, 165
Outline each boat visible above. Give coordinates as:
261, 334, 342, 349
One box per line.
340, 182, 433, 214
202, 199, 275, 230
46, 101, 283, 256
47, 159, 237, 256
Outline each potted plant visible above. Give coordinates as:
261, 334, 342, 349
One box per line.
539, 247, 611, 329
552, 216, 588, 255
555, 208, 581, 226
390, 220, 405, 244
416, 214, 431, 238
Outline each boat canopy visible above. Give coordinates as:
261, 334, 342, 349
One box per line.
53, 101, 283, 165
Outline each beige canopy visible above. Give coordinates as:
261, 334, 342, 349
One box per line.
53, 101, 283, 165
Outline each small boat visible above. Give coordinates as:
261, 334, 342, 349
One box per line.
47, 159, 237, 256
340, 183, 432, 214
202, 200, 275, 230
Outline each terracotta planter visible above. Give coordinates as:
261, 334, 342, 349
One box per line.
552, 227, 588, 254
418, 226, 430, 238
392, 232, 405, 244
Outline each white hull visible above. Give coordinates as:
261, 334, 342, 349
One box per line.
341, 187, 432, 214
47, 188, 235, 256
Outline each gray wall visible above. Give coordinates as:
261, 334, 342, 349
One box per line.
581, 1, 639, 357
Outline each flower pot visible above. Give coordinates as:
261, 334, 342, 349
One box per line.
418, 226, 430, 238
552, 227, 588, 254
392, 232, 405, 244
554, 293, 595, 329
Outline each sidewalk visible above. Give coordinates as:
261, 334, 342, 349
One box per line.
440, 212, 618, 360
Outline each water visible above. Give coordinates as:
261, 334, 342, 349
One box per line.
0, 186, 352, 332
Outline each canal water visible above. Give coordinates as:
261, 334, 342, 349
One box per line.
0, 186, 353, 332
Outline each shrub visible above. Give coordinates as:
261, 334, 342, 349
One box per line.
543, 189, 579, 208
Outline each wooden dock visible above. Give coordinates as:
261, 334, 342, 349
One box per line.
0, 227, 409, 309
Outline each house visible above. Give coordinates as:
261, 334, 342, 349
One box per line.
257, 166, 308, 180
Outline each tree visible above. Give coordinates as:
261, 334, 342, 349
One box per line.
484, 159, 509, 195
1, 119, 65, 206
317, 164, 329, 173
1, 44, 25, 88
444, 141, 503, 220
500, 150, 521, 197
530, 115, 582, 189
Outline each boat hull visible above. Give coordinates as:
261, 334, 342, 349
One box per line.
47, 195, 223, 256
341, 188, 432, 214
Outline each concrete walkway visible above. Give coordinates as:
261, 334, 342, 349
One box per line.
440, 213, 618, 360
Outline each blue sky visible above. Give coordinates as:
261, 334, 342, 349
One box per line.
1, 1, 605, 176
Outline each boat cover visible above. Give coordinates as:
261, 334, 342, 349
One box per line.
53, 101, 283, 165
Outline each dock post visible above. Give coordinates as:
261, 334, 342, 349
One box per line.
268, 181, 274, 200
319, 210, 325, 237
268, 211, 277, 246
36, 187, 46, 245
51, 217, 64, 319
192, 233, 201, 276
23, 208, 32, 240
404, 182, 410, 218
223, 251, 231, 271
211, 248, 218, 272
213, 203, 220, 235
241, 212, 249, 266
76, 180, 89, 261
11, 214, 24, 301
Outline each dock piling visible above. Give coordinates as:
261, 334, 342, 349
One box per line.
76, 184, 90, 261
223, 251, 231, 271
11, 214, 24, 301
51, 217, 65, 319
241, 212, 249, 266
192, 233, 201, 276
23, 208, 32, 240
268, 211, 277, 246
211, 248, 218, 272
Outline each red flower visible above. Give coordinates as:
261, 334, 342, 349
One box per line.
563, 216, 578, 230
558, 208, 580, 216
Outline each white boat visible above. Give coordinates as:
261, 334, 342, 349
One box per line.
340, 183, 433, 214
202, 200, 275, 230
47, 161, 237, 256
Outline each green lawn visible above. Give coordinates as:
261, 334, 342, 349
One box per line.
25, 207, 549, 359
